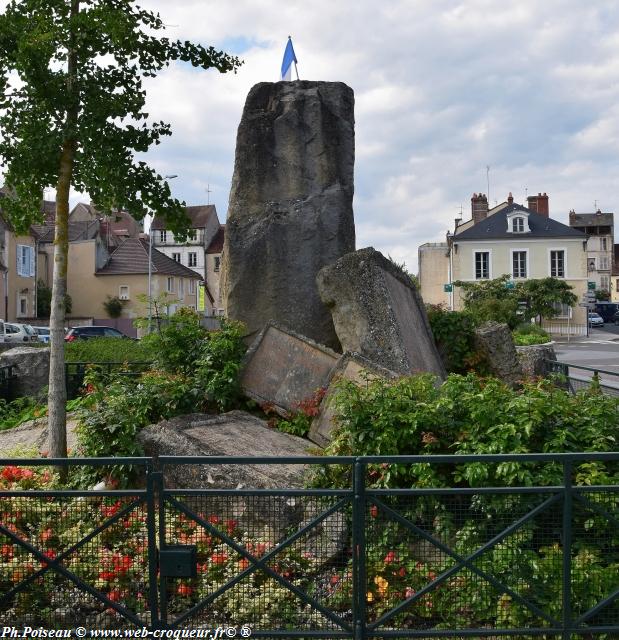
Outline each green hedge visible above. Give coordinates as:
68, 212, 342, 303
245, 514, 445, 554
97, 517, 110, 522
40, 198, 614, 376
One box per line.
65, 337, 154, 363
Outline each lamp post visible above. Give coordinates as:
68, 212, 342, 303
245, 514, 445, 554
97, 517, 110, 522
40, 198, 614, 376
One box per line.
148, 174, 178, 333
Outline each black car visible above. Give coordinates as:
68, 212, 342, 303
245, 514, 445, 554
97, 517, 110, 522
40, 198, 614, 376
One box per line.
613, 310, 619, 326
65, 326, 131, 341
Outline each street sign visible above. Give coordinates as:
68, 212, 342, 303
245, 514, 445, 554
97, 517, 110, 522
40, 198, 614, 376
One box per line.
443, 283, 453, 293
588, 281, 596, 290
505, 281, 515, 289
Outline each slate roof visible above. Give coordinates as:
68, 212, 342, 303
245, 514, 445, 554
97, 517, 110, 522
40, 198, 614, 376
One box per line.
151, 204, 217, 231
455, 204, 586, 241
96, 237, 203, 278
33, 220, 100, 243
569, 212, 614, 227
206, 225, 225, 254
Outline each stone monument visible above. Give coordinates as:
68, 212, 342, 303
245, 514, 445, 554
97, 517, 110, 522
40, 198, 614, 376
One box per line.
221, 81, 356, 350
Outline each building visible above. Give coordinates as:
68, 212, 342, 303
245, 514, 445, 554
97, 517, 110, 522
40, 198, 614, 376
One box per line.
568, 209, 614, 297
205, 224, 225, 314
66, 237, 204, 336
419, 192, 589, 333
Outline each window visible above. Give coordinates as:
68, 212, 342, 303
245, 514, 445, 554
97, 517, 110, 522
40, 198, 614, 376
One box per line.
17, 295, 27, 317
474, 252, 489, 279
601, 275, 610, 292
119, 285, 129, 300
16, 244, 34, 277
214, 256, 221, 272
178, 278, 184, 297
188, 229, 197, 241
599, 256, 610, 270
550, 250, 565, 278
189, 280, 196, 294
601, 237, 608, 251
512, 251, 527, 278
588, 258, 597, 272
551, 302, 571, 319
159, 230, 167, 243
172, 253, 181, 263
188, 252, 197, 267
167, 277, 175, 292
512, 217, 525, 233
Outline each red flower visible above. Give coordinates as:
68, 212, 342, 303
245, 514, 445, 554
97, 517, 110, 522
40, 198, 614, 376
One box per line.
108, 589, 122, 602
384, 551, 397, 564
369, 505, 378, 518
207, 514, 220, 525
225, 519, 238, 534
211, 552, 228, 565
176, 583, 193, 597
330, 575, 340, 585
398, 567, 406, 577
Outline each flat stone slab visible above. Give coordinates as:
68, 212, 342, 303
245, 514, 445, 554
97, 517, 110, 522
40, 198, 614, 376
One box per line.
309, 353, 398, 447
317, 247, 445, 378
241, 322, 341, 415
138, 410, 315, 489
0, 415, 80, 457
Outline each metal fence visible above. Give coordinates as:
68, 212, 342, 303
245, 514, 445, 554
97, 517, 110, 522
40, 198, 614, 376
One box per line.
65, 361, 152, 399
546, 360, 619, 397
0, 454, 618, 637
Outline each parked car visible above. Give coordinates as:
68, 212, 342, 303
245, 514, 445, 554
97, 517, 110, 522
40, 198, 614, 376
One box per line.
588, 312, 604, 327
613, 310, 619, 325
65, 326, 130, 341
32, 326, 51, 343
5, 322, 39, 343
594, 302, 619, 322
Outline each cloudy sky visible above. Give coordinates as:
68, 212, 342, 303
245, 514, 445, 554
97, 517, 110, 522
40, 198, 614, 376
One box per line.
8, 1, 619, 272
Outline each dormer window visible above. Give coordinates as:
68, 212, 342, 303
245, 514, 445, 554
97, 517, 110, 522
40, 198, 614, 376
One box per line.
512, 217, 525, 233
506, 211, 530, 234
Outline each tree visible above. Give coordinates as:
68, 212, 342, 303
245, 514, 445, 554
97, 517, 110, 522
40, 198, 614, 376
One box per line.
453, 274, 521, 328
516, 277, 577, 324
0, 1, 240, 457
103, 295, 124, 319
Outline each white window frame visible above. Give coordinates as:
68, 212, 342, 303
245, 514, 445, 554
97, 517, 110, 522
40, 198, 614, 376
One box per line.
510, 248, 529, 279
167, 276, 175, 292
188, 252, 197, 267
159, 230, 167, 243
473, 250, 491, 280
178, 278, 184, 298
588, 257, 597, 272
512, 217, 525, 233
214, 256, 221, 272
119, 285, 130, 301
189, 279, 196, 294
16, 244, 34, 277
601, 237, 608, 251
601, 275, 610, 291
552, 302, 572, 319
599, 255, 610, 270
548, 248, 567, 279
172, 252, 181, 263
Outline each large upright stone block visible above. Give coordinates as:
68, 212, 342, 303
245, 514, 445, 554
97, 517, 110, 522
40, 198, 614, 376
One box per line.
222, 81, 356, 349
316, 247, 446, 378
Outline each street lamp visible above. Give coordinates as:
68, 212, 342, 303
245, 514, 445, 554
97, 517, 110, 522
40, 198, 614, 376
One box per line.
148, 174, 178, 333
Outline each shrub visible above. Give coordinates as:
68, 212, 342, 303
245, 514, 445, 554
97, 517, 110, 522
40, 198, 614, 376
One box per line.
141, 307, 207, 374
65, 337, 154, 363
426, 305, 485, 373
513, 323, 551, 346
103, 295, 125, 318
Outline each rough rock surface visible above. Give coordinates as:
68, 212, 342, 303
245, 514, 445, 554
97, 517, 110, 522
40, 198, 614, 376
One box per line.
0, 346, 50, 398
138, 410, 328, 541
241, 322, 340, 415
516, 343, 556, 378
221, 81, 356, 349
0, 415, 80, 456
308, 353, 398, 447
316, 247, 445, 377
474, 321, 523, 386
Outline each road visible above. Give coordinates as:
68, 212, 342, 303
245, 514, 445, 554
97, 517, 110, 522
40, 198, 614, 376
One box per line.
553, 325, 619, 390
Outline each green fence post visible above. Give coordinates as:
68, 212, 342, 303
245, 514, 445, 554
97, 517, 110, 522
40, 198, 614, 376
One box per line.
352, 459, 366, 640
563, 460, 573, 640
146, 460, 162, 630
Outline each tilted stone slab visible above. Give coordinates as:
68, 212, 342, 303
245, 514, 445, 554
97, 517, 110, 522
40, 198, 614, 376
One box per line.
241, 322, 341, 415
308, 353, 399, 448
474, 321, 523, 387
221, 81, 356, 349
316, 247, 445, 378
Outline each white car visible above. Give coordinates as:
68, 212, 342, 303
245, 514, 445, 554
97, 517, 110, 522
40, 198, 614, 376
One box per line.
588, 312, 604, 327
4, 322, 39, 343
32, 326, 51, 343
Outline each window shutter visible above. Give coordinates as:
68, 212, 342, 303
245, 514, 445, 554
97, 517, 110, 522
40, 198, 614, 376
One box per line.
29, 246, 34, 277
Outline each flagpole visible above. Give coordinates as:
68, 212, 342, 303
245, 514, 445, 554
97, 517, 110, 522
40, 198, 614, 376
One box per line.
294, 60, 299, 80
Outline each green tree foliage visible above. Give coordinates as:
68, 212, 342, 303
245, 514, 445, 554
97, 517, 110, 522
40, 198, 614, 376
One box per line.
454, 275, 577, 328
37, 280, 71, 317
0, 0, 241, 457
516, 277, 577, 324
453, 275, 521, 328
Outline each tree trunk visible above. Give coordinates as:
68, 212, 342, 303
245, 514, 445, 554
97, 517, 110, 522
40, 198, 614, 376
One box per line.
47, 0, 79, 459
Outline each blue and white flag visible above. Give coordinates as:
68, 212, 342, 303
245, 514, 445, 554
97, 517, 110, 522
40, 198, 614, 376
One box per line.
281, 36, 298, 80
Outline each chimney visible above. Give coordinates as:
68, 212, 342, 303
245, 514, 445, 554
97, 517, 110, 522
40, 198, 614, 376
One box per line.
507, 192, 514, 205
569, 209, 576, 223
471, 192, 489, 225
527, 192, 549, 217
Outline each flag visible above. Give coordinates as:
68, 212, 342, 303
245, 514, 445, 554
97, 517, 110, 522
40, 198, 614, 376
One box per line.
281, 36, 297, 81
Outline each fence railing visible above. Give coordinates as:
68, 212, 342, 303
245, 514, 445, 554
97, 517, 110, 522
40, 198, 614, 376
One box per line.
1, 453, 618, 636
546, 359, 619, 396
65, 361, 152, 399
